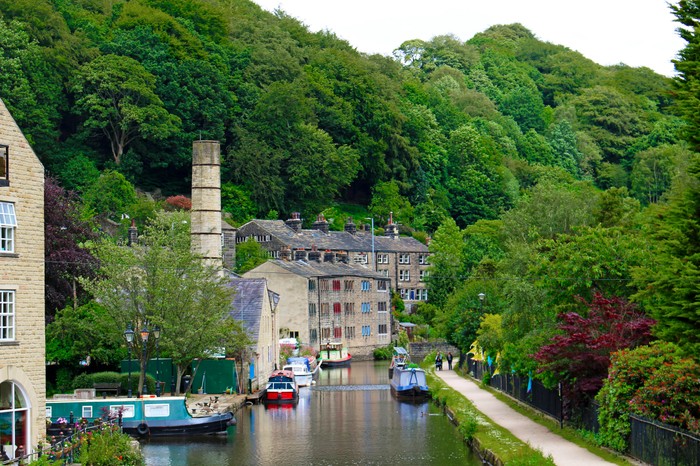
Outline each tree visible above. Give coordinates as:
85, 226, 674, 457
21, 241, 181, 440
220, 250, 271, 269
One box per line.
368, 180, 414, 227
83, 211, 246, 394
71, 54, 180, 165
45, 177, 98, 320
534, 293, 655, 407
235, 238, 268, 274
82, 170, 137, 220
671, 0, 700, 151
426, 217, 464, 308
632, 155, 700, 355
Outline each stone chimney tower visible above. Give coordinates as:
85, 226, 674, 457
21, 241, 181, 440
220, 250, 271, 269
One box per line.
191, 140, 222, 271
385, 211, 400, 239
312, 214, 329, 233
344, 217, 357, 235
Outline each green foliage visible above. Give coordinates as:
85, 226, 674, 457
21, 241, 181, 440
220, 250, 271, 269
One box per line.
235, 238, 269, 274
78, 427, 145, 466
82, 170, 138, 219
596, 342, 691, 451
426, 217, 464, 308
372, 345, 393, 360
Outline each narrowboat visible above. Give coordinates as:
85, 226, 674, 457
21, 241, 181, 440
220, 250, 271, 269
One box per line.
319, 342, 352, 368
46, 395, 234, 438
263, 370, 299, 404
390, 365, 430, 402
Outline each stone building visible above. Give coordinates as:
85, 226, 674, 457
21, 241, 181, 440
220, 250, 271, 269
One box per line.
0, 98, 46, 459
227, 277, 279, 393
236, 213, 430, 313
244, 258, 392, 360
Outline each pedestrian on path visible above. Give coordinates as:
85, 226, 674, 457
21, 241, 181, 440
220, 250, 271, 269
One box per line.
447, 352, 453, 370
435, 351, 443, 370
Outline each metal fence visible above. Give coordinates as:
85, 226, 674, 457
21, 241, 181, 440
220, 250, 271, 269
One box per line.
630, 414, 700, 466
465, 356, 700, 465
466, 356, 563, 423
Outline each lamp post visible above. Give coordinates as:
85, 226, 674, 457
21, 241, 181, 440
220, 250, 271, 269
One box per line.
153, 326, 161, 397
140, 327, 150, 396
365, 217, 375, 270
124, 324, 134, 398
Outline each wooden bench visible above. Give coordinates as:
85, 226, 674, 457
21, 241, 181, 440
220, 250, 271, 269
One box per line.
93, 383, 121, 397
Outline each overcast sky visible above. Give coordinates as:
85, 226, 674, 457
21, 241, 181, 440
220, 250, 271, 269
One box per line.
252, 0, 684, 77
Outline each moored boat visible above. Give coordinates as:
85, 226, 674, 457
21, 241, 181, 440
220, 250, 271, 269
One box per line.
46, 395, 234, 438
388, 347, 409, 379
390, 364, 430, 402
263, 369, 299, 404
320, 342, 352, 367
283, 356, 321, 387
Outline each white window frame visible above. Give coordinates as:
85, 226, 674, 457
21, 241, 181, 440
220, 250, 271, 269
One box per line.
0, 202, 17, 253
377, 253, 389, 264
419, 254, 428, 265
0, 290, 15, 341
399, 253, 410, 264
419, 270, 428, 281
399, 270, 410, 281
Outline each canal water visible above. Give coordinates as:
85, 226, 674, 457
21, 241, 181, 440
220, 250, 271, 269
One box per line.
141, 361, 481, 466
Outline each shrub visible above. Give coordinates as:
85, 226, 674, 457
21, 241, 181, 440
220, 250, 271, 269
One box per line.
596, 341, 690, 451
78, 426, 144, 466
373, 345, 393, 360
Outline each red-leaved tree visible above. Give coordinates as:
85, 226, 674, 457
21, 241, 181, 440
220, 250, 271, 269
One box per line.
534, 292, 655, 405
45, 177, 98, 321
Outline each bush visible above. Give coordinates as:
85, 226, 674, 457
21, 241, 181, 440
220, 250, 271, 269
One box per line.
596, 341, 692, 451
78, 426, 144, 466
373, 345, 393, 360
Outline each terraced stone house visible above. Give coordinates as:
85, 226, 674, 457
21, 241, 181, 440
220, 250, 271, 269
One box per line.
237, 213, 430, 313
244, 258, 392, 360
0, 98, 46, 460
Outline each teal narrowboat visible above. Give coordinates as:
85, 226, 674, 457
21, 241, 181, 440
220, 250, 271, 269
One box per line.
46, 395, 234, 438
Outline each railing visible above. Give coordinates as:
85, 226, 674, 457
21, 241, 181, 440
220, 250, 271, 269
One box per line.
630, 414, 700, 466
1, 417, 122, 465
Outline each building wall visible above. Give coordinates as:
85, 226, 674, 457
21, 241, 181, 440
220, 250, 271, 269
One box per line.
251, 283, 278, 390
0, 98, 46, 452
245, 262, 392, 360
244, 262, 310, 344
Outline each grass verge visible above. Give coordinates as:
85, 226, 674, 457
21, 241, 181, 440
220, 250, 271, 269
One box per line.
425, 366, 555, 465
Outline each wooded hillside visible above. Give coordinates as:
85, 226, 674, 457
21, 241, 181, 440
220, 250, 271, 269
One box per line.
0, 0, 681, 228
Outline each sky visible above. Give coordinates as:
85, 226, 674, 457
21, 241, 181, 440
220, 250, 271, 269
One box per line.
252, 0, 685, 77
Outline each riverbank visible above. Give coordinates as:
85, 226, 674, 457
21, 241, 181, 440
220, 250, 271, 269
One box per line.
428, 367, 636, 466
185, 393, 248, 417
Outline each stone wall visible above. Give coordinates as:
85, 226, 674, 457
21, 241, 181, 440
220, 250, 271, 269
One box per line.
0, 97, 46, 451
409, 341, 460, 365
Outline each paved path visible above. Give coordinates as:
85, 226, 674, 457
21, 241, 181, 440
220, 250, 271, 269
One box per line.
434, 370, 616, 466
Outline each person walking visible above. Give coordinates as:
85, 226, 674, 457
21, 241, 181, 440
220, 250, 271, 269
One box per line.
435, 351, 443, 371
447, 352, 453, 370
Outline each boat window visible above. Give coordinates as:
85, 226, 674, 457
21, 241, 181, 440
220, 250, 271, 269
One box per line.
110, 405, 135, 418
45, 406, 52, 418
145, 404, 170, 417
82, 406, 93, 419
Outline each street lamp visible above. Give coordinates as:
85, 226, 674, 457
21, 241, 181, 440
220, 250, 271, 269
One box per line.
140, 327, 150, 396
364, 217, 375, 270
124, 324, 134, 398
478, 292, 485, 304
153, 326, 161, 397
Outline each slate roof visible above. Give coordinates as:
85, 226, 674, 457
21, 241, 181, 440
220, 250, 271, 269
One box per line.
240, 219, 428, 253
227, 277, 268, 341
261, 259, 389, 280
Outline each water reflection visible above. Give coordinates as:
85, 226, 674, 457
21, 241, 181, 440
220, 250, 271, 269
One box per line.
142, 361, 480, 466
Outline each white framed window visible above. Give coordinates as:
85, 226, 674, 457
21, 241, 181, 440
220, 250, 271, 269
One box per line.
0, 290, 15, 341
377, 253, 389, 264
419, 254, 428, 265
377, 301, 388, 313
399, 253, 410, 264
399, 270, 410, 281
419, 270, 428, 281
418, 289, 428, 301
378, 324, 388, 335
82, 406, 93, 419
0, 202, 17, 253
399, 288, 406, 299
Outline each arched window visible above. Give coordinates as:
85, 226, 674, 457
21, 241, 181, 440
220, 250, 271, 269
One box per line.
0, 381, 29, 460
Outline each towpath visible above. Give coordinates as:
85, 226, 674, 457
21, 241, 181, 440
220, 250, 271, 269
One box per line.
434, 370, 617, 466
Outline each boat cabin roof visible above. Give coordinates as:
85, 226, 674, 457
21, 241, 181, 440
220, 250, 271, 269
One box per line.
269, 369, 295, 379
393, 347, 409, 356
